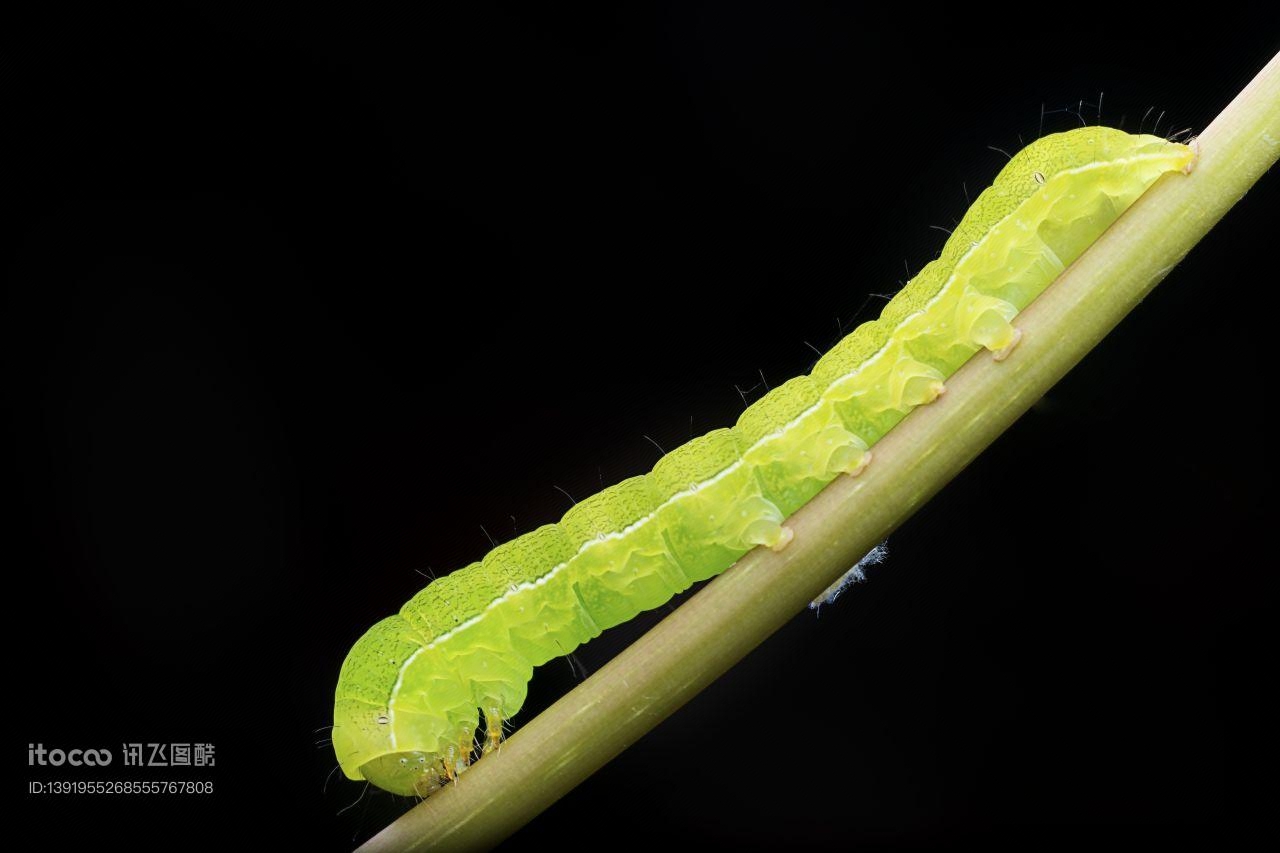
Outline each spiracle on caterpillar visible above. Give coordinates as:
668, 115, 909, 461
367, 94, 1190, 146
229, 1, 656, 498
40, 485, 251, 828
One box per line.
331, 126, 1195, 798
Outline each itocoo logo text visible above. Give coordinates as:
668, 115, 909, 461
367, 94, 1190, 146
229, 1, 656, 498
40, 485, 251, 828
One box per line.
28, 744, 113, 766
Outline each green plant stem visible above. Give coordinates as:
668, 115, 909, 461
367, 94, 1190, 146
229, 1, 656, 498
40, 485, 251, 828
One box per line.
360, 50, 1280, 852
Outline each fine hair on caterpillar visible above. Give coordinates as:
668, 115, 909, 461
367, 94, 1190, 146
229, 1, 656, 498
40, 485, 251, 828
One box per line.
331, 126, 1195, 798
810, 541, 889, 613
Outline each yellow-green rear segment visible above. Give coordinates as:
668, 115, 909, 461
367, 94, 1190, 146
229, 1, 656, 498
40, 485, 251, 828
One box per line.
332, 128, 1193, 796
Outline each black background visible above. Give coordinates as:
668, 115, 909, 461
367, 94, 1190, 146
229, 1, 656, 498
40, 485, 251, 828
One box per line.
9, 4, 1277, 850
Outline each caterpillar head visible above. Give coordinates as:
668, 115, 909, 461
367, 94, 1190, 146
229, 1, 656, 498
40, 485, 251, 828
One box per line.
332, 616, 475, 796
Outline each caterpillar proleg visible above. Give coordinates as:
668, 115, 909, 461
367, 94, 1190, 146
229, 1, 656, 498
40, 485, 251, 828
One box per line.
332, 127, 1195, 797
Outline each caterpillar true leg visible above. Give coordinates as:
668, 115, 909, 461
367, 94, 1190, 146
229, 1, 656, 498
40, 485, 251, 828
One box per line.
482, 703, 504, 755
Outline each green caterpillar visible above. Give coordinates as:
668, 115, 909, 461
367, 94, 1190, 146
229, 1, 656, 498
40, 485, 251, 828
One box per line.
332, 127, 1194, 797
